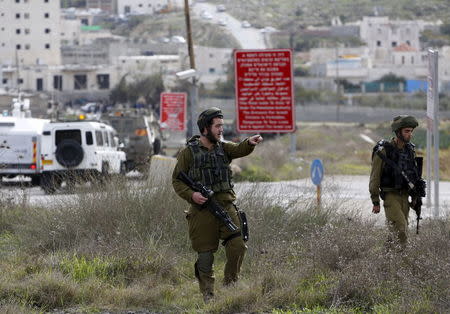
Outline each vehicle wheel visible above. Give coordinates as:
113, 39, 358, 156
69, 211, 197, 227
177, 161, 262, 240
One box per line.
153, 138, 161, 155
55, 139, 84, 168
120, 162, 127, 175
31, 176, 40, 186
99, 162, 110, 184
40, 173, 57, 194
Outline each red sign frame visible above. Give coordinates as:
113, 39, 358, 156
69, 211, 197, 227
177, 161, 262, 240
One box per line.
160, 92, 187, 131
234, 49, 295, 133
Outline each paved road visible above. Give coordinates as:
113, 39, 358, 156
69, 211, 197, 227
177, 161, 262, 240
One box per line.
3, 175, 449, 224
191, 2, 266, 49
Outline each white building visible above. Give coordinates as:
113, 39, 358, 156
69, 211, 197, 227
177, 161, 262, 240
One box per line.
117, 0, 182, 15
86, 0, 118, 14
0, 0, 61, 68
179, 46, 233, 88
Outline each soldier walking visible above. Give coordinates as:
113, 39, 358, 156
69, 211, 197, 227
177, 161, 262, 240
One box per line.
369, 115, 423, 247
172, 107, 263, 302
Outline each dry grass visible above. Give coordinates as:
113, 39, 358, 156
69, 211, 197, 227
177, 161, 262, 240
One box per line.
0, 175, 449, 312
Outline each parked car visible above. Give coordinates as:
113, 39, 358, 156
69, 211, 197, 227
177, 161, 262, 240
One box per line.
241, 20, 251, 28
216, 4, 226, 12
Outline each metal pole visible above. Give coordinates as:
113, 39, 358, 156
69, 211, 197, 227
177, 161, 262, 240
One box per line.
290, 132, 296, 155
432, 50, 439, 217
426, 119, 432, 209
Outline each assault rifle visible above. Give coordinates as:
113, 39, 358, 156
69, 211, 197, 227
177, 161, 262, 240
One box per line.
410, 157, 425, 234
177, 171, 239, 232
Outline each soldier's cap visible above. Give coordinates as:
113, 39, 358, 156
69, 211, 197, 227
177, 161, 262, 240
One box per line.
391, 115, 419, 132
197, 107, 223, 131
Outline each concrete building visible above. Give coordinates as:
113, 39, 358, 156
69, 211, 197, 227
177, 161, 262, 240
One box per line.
0, 0, 61, 68
86, 0, 118, 14
117, 0, 182, 15
179, 46, 233, 88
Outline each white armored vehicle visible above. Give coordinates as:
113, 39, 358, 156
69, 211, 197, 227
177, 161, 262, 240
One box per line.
0, 97, 49, 185
39, 120, 126, 193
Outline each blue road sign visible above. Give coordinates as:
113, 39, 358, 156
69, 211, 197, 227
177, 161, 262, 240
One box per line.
310, 159, 324, 186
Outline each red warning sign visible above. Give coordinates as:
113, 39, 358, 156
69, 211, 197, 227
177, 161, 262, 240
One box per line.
234, 49, 295, 133
160, 92, 187, 131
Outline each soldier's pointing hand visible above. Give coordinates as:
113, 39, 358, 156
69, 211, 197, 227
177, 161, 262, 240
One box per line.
248, 135, 263, 146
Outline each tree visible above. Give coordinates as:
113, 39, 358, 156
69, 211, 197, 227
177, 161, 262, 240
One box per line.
109, 74, 165, 109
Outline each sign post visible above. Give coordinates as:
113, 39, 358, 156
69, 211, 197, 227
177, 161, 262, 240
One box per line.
426, 49, 439, 217
310, 159, 324, 206
234, 49, 295, 139
160, 92, 187, 132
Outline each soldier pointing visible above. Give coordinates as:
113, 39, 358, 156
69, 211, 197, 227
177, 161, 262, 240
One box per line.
172, 107, 262, 302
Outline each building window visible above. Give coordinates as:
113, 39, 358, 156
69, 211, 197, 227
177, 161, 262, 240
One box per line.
2, 79, 7, 85
15, 0, 19, 3
25, 44, 30, 49
411, 56, 414, 64
74, 74, 87, 90
24, 13, 29, 19
45, 43, 50, 49
25, 28, 30, 34
406, 40, 410, 46
44, 13, 49, 18
138, 3, 143, 7
53, 75, 62, 91
97, 74, 110, 89
45, 28, 50, 34
401, 56, 405, 65
16, 29, 20, 34
16, 13, 20, 18
44, 0, 48, 2
376, 40, 381, 47
17, 78, 23, 84
36, 78, 43, 91
391, 41, 397, 47
209, 68, 215, 73
16, 44, 21, 49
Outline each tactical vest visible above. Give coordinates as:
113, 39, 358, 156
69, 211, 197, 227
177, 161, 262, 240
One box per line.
375, 140, 419, 190
187, 136, 233, 193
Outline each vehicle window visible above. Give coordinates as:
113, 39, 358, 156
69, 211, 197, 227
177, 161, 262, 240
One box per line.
55, 129, 81, 146
95, 130, 103, 146
109, 132, 116, 147
86, 131, 93, 145
103, 131, 109, 146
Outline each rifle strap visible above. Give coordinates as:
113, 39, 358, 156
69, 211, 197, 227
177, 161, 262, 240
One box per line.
221, 232, 241, 247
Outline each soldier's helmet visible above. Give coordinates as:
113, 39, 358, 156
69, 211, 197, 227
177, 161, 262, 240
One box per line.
197, 107, 223, 133
391, 115, 419, 132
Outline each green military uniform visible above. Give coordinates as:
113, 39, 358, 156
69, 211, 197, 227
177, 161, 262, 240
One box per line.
172, 135, 255, 299
369, 115, 420, 245
369, 139, 413, 244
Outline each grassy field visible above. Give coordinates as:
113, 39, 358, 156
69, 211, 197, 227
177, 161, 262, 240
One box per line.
0, 123, 449, 313
0, 172, 449, 313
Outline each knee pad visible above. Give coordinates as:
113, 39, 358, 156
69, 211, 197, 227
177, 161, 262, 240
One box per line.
197, 251, 214, 273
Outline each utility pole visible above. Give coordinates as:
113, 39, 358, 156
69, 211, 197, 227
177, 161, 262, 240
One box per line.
183, 0, 197, 138
335, 45, 340, 122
